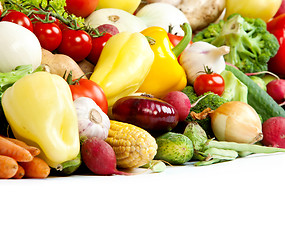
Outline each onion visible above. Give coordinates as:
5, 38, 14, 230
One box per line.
209, 101, 263, 144
85, 8, 147, 33
136, 3, 189, 36
0, 21, 42, 73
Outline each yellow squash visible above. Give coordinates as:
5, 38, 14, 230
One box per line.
90, 31, 154, 108
138, 23, 192, 98
96, 0, 141, 13
225, 0, 282, 22
1, 71, 80, 168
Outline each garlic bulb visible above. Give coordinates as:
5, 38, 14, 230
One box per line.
85, 8, 147, 33
74, 97, 110, 140
179, 41, 230, 85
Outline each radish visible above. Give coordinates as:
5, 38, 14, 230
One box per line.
162, 91, 191, 121
81, 137, 129, 175
262, 117, 285, 148
96, 24, 119, 35
266, 79, 285, 105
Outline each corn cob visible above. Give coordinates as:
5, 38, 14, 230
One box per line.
106, 120, 158, 168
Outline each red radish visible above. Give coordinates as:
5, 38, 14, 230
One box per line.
162, 91, 191, 121
266, 79, 285, 104
96, 24, 119, 35
81, 137, 129, 175
262, 117, 285, 148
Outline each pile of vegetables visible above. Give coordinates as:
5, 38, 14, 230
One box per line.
0, 0, 285, 179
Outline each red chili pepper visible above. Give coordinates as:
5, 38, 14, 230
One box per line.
267, 13, 285, 76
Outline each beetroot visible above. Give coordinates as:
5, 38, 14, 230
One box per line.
81, 137, 128, 175
162, 91, 191, 121
266, 79, 285, 105
262, 117, 285, 148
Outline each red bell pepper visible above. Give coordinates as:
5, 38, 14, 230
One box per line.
167, 26, 192, 59
267, 13, 285, 76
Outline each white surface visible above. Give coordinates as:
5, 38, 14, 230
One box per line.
1, 153, 285, 240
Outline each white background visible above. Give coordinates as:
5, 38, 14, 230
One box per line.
1, 153, 285, 240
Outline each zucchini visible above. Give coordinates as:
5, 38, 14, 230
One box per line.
225, 65, 285, 122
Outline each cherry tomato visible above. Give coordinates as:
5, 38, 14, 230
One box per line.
194, 72, 225, 96
2, 10, 33, 31
65, 0, 99, 18
33, 22, 62, 51
57, 29, 92, 62
69, 78, 108, 114
87, 32, 113, 65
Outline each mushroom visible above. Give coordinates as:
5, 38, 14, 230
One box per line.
145, 0, 226, 32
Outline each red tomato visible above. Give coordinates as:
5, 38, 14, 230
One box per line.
2, 10, 33, 31
65, 0, 99, 18
0, 2, 3, 17
194, 72, 225, 96
87, 32, 113, 65
57, 29, 92, 62
69, 78, 108, 114
33, 22, 62, 51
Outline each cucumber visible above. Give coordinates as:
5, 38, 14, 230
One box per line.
225, 65, 285, 122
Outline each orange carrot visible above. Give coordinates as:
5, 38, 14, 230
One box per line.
12, 164, 25, 179
0, 155, 19, 179
0, 136, 33, 162
6, 137, 41, 157
19, 157, 50, 179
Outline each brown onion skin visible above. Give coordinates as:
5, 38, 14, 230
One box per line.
112, 96, 179, 132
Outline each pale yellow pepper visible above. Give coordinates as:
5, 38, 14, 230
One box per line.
90, 31, 154, 108
1, 72, 80, 168
96, 0, 141, 14
225, 0, 282, 22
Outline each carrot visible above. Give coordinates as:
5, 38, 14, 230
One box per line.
6, 137, 41, 157
0, 155, 18, 179
0, 136, 33, 162
12, 164, 25, 179
19, 157, 50, 179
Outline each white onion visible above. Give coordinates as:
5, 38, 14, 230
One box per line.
0, 21, 42, 73
210, 101, 263, 144
85, 8, 147, 33
136, 3, 189, 36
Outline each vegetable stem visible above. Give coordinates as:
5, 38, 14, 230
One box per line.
172, 23, 192, 58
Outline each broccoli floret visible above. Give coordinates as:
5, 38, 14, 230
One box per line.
181, 86, 228, 137
181, 86, 198, 103
0, 65, 33, 136
193, 14, 279, 73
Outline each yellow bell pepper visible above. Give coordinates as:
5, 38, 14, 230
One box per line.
90, 31, 154, 108
96, 0, 141, 14
1, 71, 80, 168
138, 23, 192, 98
225, 0, 282, 22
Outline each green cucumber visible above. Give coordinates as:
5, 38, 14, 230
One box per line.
225, 65, 285, 122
